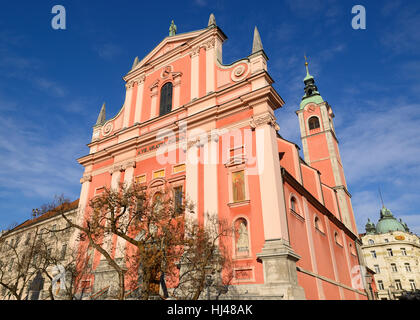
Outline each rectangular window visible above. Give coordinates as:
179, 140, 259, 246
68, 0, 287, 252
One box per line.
378, 280, 384, 290
384, 239, 389, 243
153, 169, 165, 179
174, 186, 183, 213
135, 174, 146, 184
410, 280, 416, 291
405, 263, 411, 272
391, 263, 398, 272
401, 248, 407, 256
371, 250, 377, 258
395, 280, 402, 290
387, 248, 393, 257
172, 164, 186, 174
95, 186, 105, 195
374, 265, 380, 274
232, 170, 246, 202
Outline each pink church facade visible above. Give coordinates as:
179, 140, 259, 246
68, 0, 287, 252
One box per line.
75, 16, 368, 300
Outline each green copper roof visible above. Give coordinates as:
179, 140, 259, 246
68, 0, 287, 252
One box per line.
300, 95, 324, 109
375, 206, 406, 234
365, 206, 411, 235
300, 57, 324, 109
365, 218, 376, 235
304, 62, 314, 81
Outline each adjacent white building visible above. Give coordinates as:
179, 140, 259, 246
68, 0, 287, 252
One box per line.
360, 206, 420, 300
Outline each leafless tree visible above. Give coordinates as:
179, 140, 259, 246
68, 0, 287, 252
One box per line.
0, 197, 90, 300
59, 182, 233, 300
0, 227, 46, 300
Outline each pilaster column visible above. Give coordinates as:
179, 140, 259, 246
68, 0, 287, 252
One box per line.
123, 81, 135, 128
69, 174, 92, 248
251, 113, 288, 242
115, 161, 137, 258
150, 80, 159, 118
190, 46, 200, 100
185, 139, 199, 223
203, 132, 219, 229
251, 112, 305, 299
102, 166, 122, 254
172, 72, 182, 109
203, 39, 215, 94
134, 75, 145, 124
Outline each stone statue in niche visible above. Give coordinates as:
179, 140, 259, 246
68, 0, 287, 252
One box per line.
236, 220, 249, 253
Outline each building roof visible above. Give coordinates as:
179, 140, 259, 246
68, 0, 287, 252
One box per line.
365, 205, 409, 235
9, 199, 79, 233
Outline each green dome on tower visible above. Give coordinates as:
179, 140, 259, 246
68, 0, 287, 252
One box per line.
375, 206, 406, 234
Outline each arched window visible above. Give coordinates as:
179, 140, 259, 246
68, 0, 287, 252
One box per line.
368, 239, 374, 245
335, 231, 343, 246
308, 116, 320, 130
314, 216, 324, 233
349, 243, 356, 255
291, 197, 297, 212
159, 82, 173, 116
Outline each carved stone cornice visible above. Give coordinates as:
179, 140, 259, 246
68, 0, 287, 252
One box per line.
125, 80, 135, 89
150, 79, 160, 97
201, 38, 215, 50
109, 160, 136, 174
109, 165, 123, 174
134, 75, 146, 85
249, 113, 280, 130
80, 174, 92, 184
189, 46, 200, 58
122, 160, 136, 170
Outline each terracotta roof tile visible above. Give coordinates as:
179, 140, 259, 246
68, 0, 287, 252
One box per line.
11, 199, 79, 232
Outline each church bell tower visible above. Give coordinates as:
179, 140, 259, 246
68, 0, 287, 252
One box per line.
296, 58, 357, 234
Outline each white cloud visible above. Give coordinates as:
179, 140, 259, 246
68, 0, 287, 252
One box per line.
0, 116, 86, 200
94, 43, 122, 60
339, 103, 420, 187
194, 0, 207, 7
380, 3, 420, 54
33, 77, 66, 97
335, 102, 420, 236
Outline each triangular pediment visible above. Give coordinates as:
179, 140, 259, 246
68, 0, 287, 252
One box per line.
132, 28, 208, 71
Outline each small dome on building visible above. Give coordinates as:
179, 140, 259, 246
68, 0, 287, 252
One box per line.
375, 206, 406, 234
365, 218, 376, 234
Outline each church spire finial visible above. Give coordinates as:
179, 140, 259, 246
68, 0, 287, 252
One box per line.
169, 20, 177, 36
95, 102, 106, 126
208, 13, 216, 27
300, 54, 324, 109
252, 26, 263, 54
304, 54, 311, 78
304, 54, 314, 81
131, 56, 139, 70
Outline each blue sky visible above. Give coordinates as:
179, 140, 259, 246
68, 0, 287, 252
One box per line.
0, 0, 419, 235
